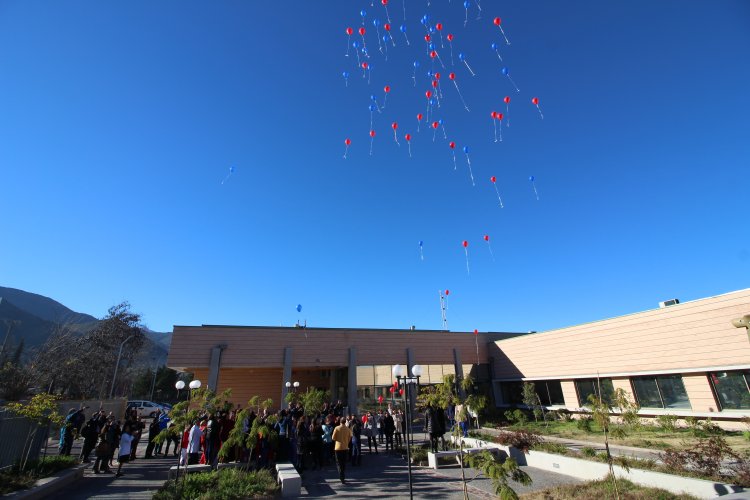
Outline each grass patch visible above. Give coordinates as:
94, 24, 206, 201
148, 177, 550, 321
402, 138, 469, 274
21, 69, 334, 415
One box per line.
521, 476, 699, 499
154, 468, 277, 499
0, 455, 79, 495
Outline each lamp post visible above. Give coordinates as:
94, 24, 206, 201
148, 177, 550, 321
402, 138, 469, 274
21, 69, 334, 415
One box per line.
109, 335, 134, 399
175, 380, 185, 400
393, 363, 422, 500
178, 379, 202, 482
188, 379, 202, 402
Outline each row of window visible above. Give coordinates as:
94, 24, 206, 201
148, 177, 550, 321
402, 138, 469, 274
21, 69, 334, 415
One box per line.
497, 370, 750, 411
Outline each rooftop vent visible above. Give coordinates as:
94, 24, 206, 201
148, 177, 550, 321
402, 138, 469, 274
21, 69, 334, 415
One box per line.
410, 325, 416, 331
659, 298, 680, 308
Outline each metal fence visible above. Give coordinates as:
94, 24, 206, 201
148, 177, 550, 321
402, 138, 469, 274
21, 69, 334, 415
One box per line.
0, 412, 47, 471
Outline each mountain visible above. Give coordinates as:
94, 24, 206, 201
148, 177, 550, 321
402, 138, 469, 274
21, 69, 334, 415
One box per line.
0, 287, 169, 364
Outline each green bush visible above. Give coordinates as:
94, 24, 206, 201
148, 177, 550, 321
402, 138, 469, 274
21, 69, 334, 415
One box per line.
154, 469, 277, 500
656, 414, 678, 433
504, 408, 528, 426
581, 446, 597, 457
410, 444, 429, 464
0, 455, 79, 495
576, 416, 593, 432
533, 442, 569, 455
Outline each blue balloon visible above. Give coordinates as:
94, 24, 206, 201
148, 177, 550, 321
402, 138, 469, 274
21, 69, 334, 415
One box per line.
419, 240, 423, 247
429, 98, 436, 106
383, 35, 388, 42
463, 146, 470, 153
438, 119, 443, 125
463, 0, 469, 8
360, 9, 366, 17
529, 175, 535, 182
369, 104, 376, 112
458, 52, 466, 61
370, 94, 377, 101
502, 67, 509, 75
373, 18, 380, 27
420, 16, 427, 25
413, 60, 420, 68
353, 40, 360, 48
342, 71, 349, 78
426, 70, 433, 77
229, 166, 235, 174
428, 42, 435, 51
429, 26, 436, 34
424, 13, 430, 22
491, 42, 498, 50
400, 24, 407, 33
296, 304, 302, 313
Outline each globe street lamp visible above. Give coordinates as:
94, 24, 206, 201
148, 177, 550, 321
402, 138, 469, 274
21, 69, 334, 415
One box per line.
392, 363, 422, 500
175, 380, 185, 400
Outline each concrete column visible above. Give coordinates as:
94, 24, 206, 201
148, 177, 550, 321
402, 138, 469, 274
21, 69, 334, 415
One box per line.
329, 369, 336, 401
454, 348, 466, 398
348, 348, 358, 415
207, 344, 227, 392
281, 347, 293, 406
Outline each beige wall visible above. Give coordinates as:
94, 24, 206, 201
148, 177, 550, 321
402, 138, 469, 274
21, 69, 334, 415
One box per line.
492, 289, 750, 379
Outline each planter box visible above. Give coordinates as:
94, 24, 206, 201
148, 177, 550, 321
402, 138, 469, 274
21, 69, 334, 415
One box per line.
3, 465, 84, 500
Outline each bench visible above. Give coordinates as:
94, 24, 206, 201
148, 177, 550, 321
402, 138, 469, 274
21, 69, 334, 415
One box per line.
427, 447, 501, 469
168, 464, 212, 479
275, 463, 301, 498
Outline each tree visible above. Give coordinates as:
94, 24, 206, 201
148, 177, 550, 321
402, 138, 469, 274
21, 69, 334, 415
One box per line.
464, 450, 531, 500
298, 387, 330, 416
522, 382, 545, 424
5, 393, 64, 471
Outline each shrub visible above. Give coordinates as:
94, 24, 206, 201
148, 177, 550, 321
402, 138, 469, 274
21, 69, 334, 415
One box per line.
410, 444, 429, 464
533, 442, 569, 455
743, 430, 750, 442
576, 416, 593, 432
581, 446, 597, 457
504, 408, 528, 426
154, 469, 277, 500
656, 414, 678, 433
495, 429, 541, 452
661, 435, 733, 478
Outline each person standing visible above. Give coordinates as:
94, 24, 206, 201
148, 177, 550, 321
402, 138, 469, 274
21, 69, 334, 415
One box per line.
93, 422, 112, 474
383, 411, 395, 452
204, 413, 221, 468
331, 417, 352, 484
79, 417, 98, 463
115, 424, 133, 478
187, 420, 203, 465
145, 418, 160, 459
364, 412, 378, 454
393, 410, 403, 448
349, 415, 362, 466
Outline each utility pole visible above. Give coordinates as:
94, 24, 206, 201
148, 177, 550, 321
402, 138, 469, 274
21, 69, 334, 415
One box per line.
1, 317, 22, 360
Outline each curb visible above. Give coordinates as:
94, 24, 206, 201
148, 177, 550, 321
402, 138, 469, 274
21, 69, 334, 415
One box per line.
3, 464, 86, 500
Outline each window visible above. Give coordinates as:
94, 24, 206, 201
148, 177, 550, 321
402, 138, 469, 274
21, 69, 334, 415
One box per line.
709, 371, 750, 410
575, 378, 614, 406
631, 375, 691, 409
533, 381, 565, 406
499, 381, 523, 405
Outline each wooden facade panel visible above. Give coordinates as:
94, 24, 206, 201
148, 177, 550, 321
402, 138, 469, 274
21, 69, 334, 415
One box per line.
560, 380, 579, 408
682, 374, 719, 413
493, 289, 750, 379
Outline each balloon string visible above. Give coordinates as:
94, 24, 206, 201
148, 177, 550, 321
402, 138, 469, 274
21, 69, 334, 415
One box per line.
439, 32, 444, 49
383, 94, 388, 109
403, 32, 410, 46
384, 5, 391, 24
498, 120, 503, 141
453, 81, 470, 112
449, 42, 454, 66
506, 103, 510, 127
370, 136, 374, 156
402, 0, 406, 21
452, 150, 456, 170
356, 50, 361, 67
493, 120, 497, 143
408, 141, 412, 157
475, 0, 483, 18
499, 26, 511, 45
432, 128, 436, 142
393, 129, 400, 146
436, 52, 446, 69
221, 173, 232, 185
495, 50, 503, 62
507, 74, 520, 92
532, 182, 539, 200
343, 145, 349, 159
464, 247, 470, 275
390, 33, 396, 47
377, 28, 384, 55
346, 36, 351, 57
464, 9, 468, 27
412, 69, 416, 87
442, 125, 447, 139
419, 246, 423, 260
368, 68, 371, 85
487, 242, 495, 261
466, 154, 475, 186
370, 112, 373, 131
494, 184, 504, 208
463, 60, 476, 77
536, 104, 544, 119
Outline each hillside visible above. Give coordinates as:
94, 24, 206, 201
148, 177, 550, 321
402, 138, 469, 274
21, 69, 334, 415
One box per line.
0, 287, 168, 364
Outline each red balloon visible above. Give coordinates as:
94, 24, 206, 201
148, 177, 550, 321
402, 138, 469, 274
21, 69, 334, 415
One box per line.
405, 133, 411, 141
370, 130, 376, 137
449, 72, 456, 80
384, 23, 391, 31
378, 395, 384, 402
484, 235, 489, 241
346, 27, 353, 36
449, 141, 455, 149
424, 34, 431, 42
493, 17, 502, 26
399, 388, 404, 396
359, 27, 366, 36
384, 85, 391, 93
532, 97, 540, 105
392, 122, 398, 130
462, 240, 468, 248
394, 381, 398, 387
496, 113, 504, 120
436, 23, 443, 31
503, 96, 511, 104
432, 80, 438, 88
434, 72, 441, 80
490, 176, 497, 183
417, 113, 423, 121
345, 138, 351, 145
447, 33, 454, 42
389, 386, 395, 393
382, 0, 388, 5
425, 90, 432, 99
474, 329, 478, 335
362, 61, 368, 69
430, 50, 437, 58
445, 289, 450, 295
432, 121, 438, 129
490, 111, 497, 119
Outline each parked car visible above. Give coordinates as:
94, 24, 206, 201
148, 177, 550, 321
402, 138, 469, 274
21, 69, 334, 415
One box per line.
127, 400, 169, 418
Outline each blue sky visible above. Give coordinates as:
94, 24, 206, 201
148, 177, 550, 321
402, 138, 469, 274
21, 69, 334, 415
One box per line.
1, 0, 748, 334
